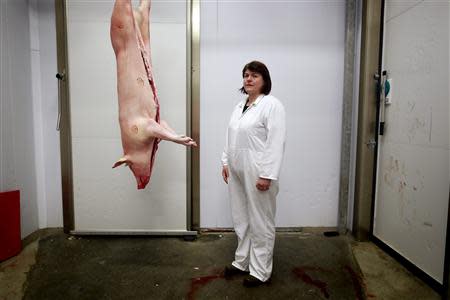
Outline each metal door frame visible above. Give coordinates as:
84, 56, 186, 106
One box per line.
56, 0, 359, 235
55, 0, 198, 236
55, 0, 74, 233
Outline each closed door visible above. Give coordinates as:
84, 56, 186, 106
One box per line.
65, 0, 189, 233
199, 0, 347, 228
373, 0, 449, 283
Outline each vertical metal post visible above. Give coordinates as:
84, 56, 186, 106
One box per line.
338, 0, 357, 234
443, 188, 450, 299
189, 0, 201, 230
352, 0, 383, 241
54, 0, 74, 233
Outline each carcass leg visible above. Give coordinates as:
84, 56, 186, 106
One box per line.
146, 119, 197, 147
160, 120, 177, 135
133, 0, 151, 51
111, 0, 134, 53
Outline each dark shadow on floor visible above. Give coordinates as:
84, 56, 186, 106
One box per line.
23, 232, 366, 300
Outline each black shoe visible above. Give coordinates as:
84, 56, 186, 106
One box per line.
224, 265, 249, 279
243, 275, 270, 287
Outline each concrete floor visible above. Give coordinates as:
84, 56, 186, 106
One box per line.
0, 229, 441, 300
352, 242, 440, 300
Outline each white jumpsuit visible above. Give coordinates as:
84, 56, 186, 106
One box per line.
222, 94, 286, 282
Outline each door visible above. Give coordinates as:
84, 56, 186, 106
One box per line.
373, 0, 449, 283
199, 0, 347, 228
65, 0, 191, 233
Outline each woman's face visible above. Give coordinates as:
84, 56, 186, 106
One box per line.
243, 70, 264, 95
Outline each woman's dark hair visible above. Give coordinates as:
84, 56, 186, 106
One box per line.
239, 61, 272, 95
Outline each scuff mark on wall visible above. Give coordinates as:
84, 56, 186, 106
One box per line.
407, 101, 416, 113
382, 155, 424, 230
428, 106, 432, 143
407, 117, 426, 143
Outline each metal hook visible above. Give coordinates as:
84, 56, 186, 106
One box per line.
56, 71, 65, 131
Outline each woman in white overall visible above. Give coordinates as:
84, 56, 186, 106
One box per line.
222, 61, 286, 287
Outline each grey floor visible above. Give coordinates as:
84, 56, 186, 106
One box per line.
0, 229, 441, 300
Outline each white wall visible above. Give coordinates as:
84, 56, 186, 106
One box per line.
29, 0, 63, 228
0, 0, 39, 238
200, 1, 346, 228
0, 0, 62, 238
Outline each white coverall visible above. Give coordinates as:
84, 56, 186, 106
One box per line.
222, 94, 286, 282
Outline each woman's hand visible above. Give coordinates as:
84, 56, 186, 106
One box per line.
222, 165, 229, 184
256, 178, 271, 191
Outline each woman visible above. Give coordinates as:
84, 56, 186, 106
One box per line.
221, 61, 286, 287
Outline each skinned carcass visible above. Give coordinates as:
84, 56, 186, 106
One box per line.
110, 0, 196, 189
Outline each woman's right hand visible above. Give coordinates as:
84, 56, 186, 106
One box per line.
222, 165, 229, 184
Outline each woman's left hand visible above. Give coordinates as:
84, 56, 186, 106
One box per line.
256, 178, 271, 191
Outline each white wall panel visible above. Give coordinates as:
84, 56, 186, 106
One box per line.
66, 1, 188, 231
0, 0, 39, 238
27, 0, 63, 229
37, 0, 63, 228
200, 1, 346, 227
29, 0, 47, 229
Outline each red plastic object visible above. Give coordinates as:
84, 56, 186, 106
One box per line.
0, 190, 21, 261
